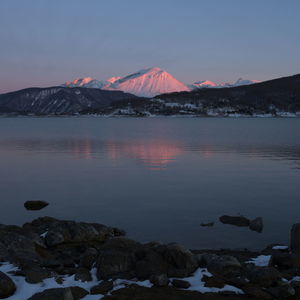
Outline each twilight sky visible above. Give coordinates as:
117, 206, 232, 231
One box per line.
1, 0, 300, 93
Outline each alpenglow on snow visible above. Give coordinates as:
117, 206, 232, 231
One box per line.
63, 68, 259, 97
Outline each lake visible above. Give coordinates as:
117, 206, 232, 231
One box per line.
0, 117, 299, 250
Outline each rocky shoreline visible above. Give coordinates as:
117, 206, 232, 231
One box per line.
0, 217, 300, 299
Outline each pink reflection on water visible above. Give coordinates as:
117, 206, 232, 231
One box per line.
106, 139, 182, 170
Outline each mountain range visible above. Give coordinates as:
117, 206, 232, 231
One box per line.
63, 67, 259, 97
0, 70, 299, 116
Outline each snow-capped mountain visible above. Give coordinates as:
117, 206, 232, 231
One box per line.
189, 80, 218, 89
190, 78, 260, 89
232, 78, 260, 86
108, 67, 190, 97
63, 77, 107, 89
63, 69, 260, 96
63, 68, 190, 97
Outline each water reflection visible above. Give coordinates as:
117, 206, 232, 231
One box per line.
106, 140, 182, 170
0, 138, 300, 170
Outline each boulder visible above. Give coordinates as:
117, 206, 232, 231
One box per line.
79, 247, 98, 269
171, 279, 191, 289
0, 271, 16, 298
90, 280, 114, 294
96, 237, 142, 280
219, 215, 250, 227
24, 217, 125, 247
245, 266, 281, 287
249, 217, 263, 233
24, 200, 49, 211
96, 249, 136, 280
74, 268, 92, 282
150, 274, 169, 287
27, 287, 88, 300
0, 224, 43, 265
267, 283, 295, 299
242, 286, 273, 300
202, 275, 225, 288
291, 223, 300, 251
206, 255, 241, 275
157, 243, 198, 277
270, 252, 300, 269
24, 265, 52, 283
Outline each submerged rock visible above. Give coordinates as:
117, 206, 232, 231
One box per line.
0, 271, 16, 298
24, 200, 49, 211
249, 217, 263, 233
200, 222, 214, 227
219, 215, 250, 227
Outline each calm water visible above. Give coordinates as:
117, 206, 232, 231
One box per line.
0, 117, 299, 250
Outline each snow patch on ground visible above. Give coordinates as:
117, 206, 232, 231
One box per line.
181, 268, 243, 294
0, 263, 244, 299
246, 255, 271, 267
272, 245, 289, 250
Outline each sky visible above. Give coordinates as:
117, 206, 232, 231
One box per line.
0, 0, 300, 93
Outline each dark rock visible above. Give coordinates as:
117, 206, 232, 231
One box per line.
97, 249, 136, 280
206, 255, 241, 275
171, 279, 191, 289
219, 215, 250, 227
102, 285, 250, 300
0, 224, 43, 265
245, 266, 282, 287
23, 217, 124, 247
135, 250, 169, 279
0, 271, 16, 298
267, 283, 295, 299
157, 243, 198, 277
90, 280, 114, 294
249, 217, 263, 233
44, 220, 117, 247
242, 286, 272, 300
270, 251, 300, 269
96, 237, 142, 280
202, 275, 225, 288
196, 253, 219, 267
79, 247, 98, 269
200, 222, 214, 227
150, 274, 169, 287
291, 223, 300, 251
74, 268, 92, 282
24, 200, 49, 211
27, 286, 88, 300
24, 265, 52, 283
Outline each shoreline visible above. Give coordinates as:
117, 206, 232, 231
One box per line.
0, 216, 299, 299
0, 113, 299, 118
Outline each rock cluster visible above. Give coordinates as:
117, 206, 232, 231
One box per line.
0, 217, 300, 299
219, 215, 264, 232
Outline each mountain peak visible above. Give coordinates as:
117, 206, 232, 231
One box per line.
108, 67, 190, 97
63, 77, 107, 89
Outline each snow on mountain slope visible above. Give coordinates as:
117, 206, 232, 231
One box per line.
189, 78, 260, 89
189, 80, 218, 89
106, 68, 190, 97
233, 78, 260, 86
63, 77, 107, 89
63, 70, 259, 96
106, 76, 122, 84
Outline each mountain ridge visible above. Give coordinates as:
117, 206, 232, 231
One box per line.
62, 67, 260, 97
